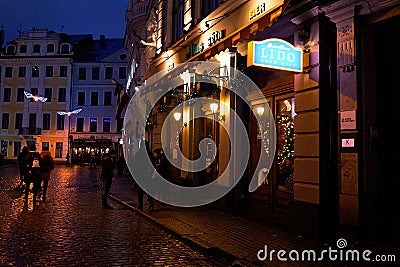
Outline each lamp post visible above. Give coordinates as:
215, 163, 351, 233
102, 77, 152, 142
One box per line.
57, 108, 82, 164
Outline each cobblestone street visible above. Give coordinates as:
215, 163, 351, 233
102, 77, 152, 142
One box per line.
0, 164, 232, 266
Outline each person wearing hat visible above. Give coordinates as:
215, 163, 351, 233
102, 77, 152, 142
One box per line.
100, 148, 116, 209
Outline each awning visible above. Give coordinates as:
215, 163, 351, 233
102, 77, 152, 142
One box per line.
189, 0, 291, 62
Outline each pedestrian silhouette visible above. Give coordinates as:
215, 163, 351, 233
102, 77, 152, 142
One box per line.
100, 148, 116, 209
23, 145, 42, 203
132, 140, 155, 211
39, 151, 55, 202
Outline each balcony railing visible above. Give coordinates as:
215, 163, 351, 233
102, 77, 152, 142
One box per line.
18, 127, 42, 135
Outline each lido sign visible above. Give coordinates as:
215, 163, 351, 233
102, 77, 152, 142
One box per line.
247, 38, 303, 72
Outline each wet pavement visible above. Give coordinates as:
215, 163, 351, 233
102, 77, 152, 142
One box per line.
0, 164, 232, 266
1, 163, 399, 267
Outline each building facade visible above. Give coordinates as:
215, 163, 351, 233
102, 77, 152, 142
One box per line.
70, 35, 127, 164
0, 29, 127, 164
124, 0, 400, 244
0, 29, 74, 161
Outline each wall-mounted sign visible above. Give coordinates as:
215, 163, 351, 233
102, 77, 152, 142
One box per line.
340, 110, 356, 130
247, 38, 303, 72
208, 30, 226, 47
186, 43, 204, 59
167, 63, 175, 71
249, 3, 268, 20
342, 138, 355, 148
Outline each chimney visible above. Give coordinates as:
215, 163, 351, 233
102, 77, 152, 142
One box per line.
100, 34, 106, 48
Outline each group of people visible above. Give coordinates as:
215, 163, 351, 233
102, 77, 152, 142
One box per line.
100, 140, 170, 211
17, 145, 55, 203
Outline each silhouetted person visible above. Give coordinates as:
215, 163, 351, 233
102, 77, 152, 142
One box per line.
24, 145, 42, 203
132, 140, 154, 211
100, 149, 116, 209
39, 151, 55, 202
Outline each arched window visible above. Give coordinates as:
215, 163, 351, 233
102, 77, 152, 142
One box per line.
60, 43, 70, 54
6, 45, 16, 55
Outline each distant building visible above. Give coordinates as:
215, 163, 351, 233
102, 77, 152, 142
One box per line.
70, 35, 127, 164
0, 28, 127, 163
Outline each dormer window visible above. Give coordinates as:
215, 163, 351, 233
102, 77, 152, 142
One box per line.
6, 45, 16, 55
60, 43, 70, 54
33, 44, 40, 53
19, 45, 27, 53
47, 44, 55, 53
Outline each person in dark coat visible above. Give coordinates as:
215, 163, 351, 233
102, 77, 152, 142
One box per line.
24, 145, 42, 203
100, 149, 116, 209
132, 140, 155, 211
39, 151, 55, 202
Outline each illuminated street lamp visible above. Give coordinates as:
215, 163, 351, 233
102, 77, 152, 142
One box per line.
57, 108, 82, 164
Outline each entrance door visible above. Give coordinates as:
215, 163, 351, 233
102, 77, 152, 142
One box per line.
248, 95, 295, 220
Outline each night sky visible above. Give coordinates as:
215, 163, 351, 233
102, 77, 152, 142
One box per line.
0, 0, 127, 44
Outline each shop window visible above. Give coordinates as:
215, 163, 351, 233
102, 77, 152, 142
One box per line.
17, 88, 24, 102
43, 114, 51, 130
56, 114, 65, 130
3, 88, 11, 102
55, 142, 63, 158
18, 66, 26, 77
276, 97, 295, 192
44, 88, 52, 103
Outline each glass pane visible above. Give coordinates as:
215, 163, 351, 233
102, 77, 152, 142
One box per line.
276, 97, 295, 192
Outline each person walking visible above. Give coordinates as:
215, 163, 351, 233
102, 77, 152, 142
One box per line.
132, 140, 155, 211
17, 146, 29, 189
23, 145, 42, 203
100, 149, 116, 209
39, 151, 55, 202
